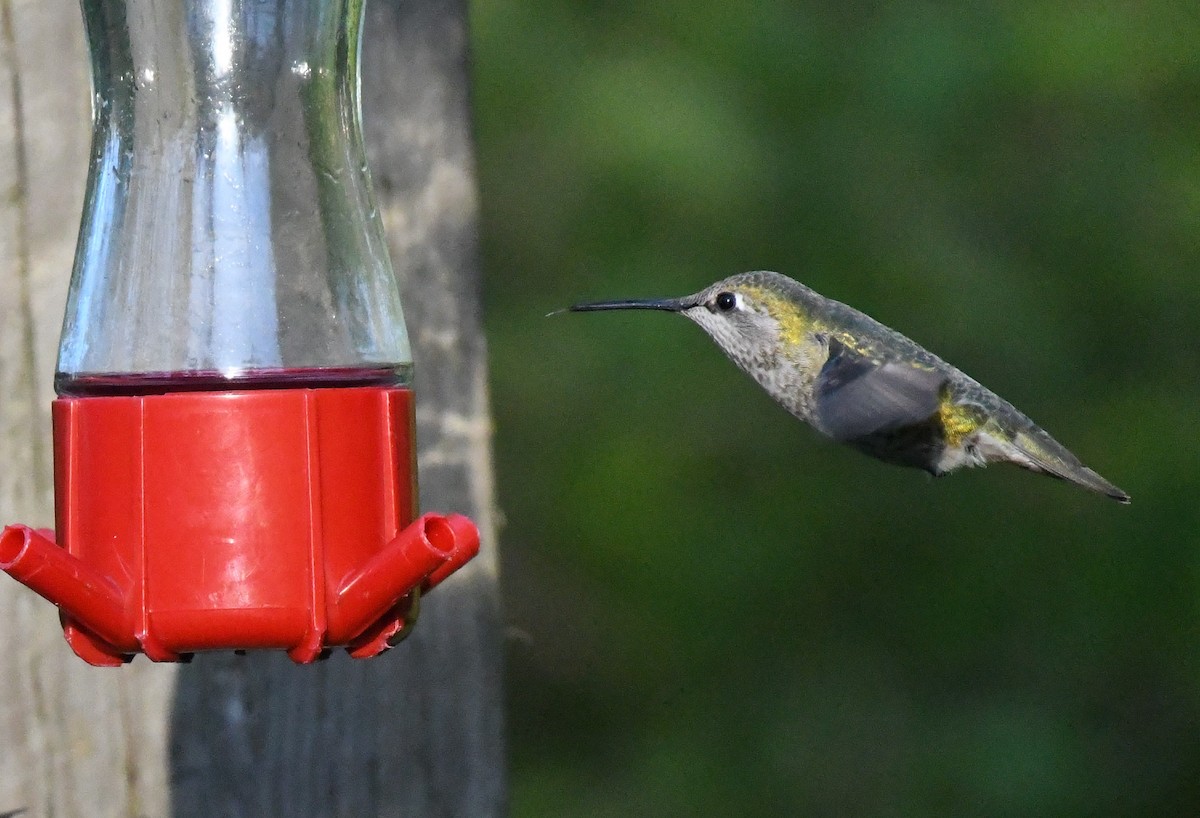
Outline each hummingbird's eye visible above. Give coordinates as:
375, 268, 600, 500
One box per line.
715, 292, 737, 312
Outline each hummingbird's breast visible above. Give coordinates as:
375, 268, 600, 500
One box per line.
728, 331, 826, 423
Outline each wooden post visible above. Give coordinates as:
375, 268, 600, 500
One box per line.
0, 1, 503, 814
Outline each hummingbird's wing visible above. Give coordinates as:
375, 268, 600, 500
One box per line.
814, 337, 946, 441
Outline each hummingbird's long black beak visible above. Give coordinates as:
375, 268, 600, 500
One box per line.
568, 297, 685, 313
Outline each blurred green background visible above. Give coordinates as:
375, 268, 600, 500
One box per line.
469, 2, 1200, 815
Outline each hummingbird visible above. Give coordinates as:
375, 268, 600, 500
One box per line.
569, 270, 1129, 503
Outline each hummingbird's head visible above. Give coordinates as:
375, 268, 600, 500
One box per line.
570, 271, 818, 369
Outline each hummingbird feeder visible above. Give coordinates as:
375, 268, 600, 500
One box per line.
0, 0, 479, 665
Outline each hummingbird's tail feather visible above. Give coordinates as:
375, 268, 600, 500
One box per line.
1001, 427, 1130, 503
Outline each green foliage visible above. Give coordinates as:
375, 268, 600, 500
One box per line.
471, 1, 1200, 814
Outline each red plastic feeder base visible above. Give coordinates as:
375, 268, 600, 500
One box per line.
0, 386, 479, 666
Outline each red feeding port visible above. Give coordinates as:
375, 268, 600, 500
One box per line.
2, 384, 479, 666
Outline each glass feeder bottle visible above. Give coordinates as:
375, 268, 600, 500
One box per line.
59, 0, 413, 392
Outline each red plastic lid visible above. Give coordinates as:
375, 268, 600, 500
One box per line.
0, 386, 479, 665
